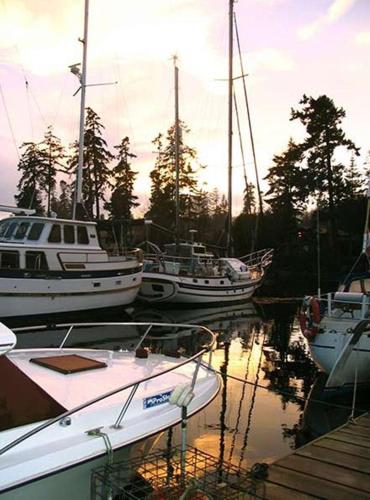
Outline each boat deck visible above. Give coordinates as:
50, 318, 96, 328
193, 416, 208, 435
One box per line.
260, 413, 370, 499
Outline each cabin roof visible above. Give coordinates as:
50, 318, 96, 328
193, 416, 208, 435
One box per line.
1, 215, 97, 226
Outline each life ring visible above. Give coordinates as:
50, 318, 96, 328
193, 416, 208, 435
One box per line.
299, 296, 320, 341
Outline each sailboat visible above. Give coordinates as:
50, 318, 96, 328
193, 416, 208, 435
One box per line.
0, 1, 143, 320
139, 7, 273, 305
300, 183, 370, 388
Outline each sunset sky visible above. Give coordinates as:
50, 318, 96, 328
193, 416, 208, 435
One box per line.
0, 0, 369, 216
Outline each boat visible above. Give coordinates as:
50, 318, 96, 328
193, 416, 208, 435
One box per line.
0, 320, 220, 499
139, 36, 273, 305
0, 0, 143, 320
300, 186, 370, 388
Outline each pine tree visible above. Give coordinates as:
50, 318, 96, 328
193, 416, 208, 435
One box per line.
15, 141, 48, 214
146, 121, 202, 234
105, 137, 138, 220
40, 126, 65, 215
67, 108, 114, 219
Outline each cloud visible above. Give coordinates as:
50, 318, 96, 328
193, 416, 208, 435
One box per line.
356, 31, 370, 45
298, 0, 358, 40
245, 48, 295, 72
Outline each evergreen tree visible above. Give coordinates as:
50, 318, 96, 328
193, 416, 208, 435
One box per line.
50, 181, 73, 219
105, 137, 138, 220
290, 95, 359, 246
15, 141, 48, 214
67, 107, 114, 219
40, 126, 65, 216
146, 121, 202, 234
242, 182, 256, 215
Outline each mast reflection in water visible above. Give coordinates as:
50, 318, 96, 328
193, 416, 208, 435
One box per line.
137, 301, 318, 468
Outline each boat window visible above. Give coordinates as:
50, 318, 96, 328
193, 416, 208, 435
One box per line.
4, 221, 18, 239
0, 250, 19, 269
64, 225, 75, 244
77, 226, 89, 244
28, 222, 44, 241
0, 221, 10, 239
193, 246, 206, 254
25, 251, 48, 270
48, 224, 61, 243
14, 222, 30, 240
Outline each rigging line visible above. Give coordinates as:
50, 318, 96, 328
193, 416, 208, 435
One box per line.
227, 325, 256, 463
233, 13, 262, 216
0, 82, 20, 160
233, 91, 248, 188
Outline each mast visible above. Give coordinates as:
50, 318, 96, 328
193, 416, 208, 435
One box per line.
174, 56, 180, 248
227, 0, 234, 257
73, 0, 89, 220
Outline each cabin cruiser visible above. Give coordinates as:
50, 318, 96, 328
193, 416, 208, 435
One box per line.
0, 207, 143, 319
0, 321, 220, 499
139, 240, 273, 304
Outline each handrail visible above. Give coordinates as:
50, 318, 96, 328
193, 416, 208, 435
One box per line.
1, 322, 216, 456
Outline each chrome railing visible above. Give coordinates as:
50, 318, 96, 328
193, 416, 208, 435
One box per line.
307, 292, 370, 320
239, 248, 274, 269
0, 322, 216, 456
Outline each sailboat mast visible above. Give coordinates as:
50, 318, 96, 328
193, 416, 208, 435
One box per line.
174, 56, 180, 247
73, 0, 89, 220
227, 0, 234, 256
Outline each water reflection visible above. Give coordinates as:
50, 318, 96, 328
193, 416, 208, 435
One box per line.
10, 299, 368, 469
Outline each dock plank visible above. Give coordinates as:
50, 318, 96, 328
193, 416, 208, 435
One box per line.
313, 438, 370, 460
275, 454, 370, 493
330, 430, 370, 448
340, 425, 370, 439
266, 465, 369, 499
297, 444, 370, 473
356, 415, 370, 427
253, 481, 318, 499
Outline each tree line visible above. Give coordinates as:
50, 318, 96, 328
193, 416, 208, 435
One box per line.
15, 94, 368, 293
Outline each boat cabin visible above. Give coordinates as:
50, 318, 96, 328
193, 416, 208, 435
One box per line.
0, 216, 103, 272
164, 242, 213, 260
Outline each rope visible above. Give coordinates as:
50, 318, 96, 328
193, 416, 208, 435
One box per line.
200, 360, 368, 413
0, 82, 20, 160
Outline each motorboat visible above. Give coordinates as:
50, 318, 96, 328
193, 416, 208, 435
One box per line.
0, 207, 143, 319
0, 321, 220, 499
139, 241, 273, 304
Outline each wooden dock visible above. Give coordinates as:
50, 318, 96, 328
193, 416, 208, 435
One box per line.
258, 413, 370, 499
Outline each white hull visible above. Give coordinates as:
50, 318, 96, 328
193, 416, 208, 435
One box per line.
139, 272, 260, 304
309, 316, 370, 386
0, 272, 142, 318
0, 347, 220, 498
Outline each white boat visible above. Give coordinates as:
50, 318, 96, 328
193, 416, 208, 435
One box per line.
301, 288, 370, 389
300, 185, 370, 388
0, 321, 220, 499
0, 210, 142, 319
139, 241, 272, 304
0, 0, 143, 319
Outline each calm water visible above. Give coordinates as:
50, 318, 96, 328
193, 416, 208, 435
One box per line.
11, 300, 368, 470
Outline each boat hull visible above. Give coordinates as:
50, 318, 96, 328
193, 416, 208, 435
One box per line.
0, 271, 142, 318
309, 317, 370, 386
138, 273, 260, 304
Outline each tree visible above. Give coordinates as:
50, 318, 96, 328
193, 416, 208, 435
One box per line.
146, 121, 202, 234
290, 95, 360, 247
15, 141, 48, 214
105, 137, 138, 220
242, 182, 256, 215
67, 108, 114, 219
50, 180, 73, 219
39, 126, 65, 215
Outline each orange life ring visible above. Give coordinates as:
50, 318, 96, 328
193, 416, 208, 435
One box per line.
299, 296, 320, 341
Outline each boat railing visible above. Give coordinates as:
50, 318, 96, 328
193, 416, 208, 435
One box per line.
0, 322, 216, 457
144, 253, 224, 276
316, 292, 370, 320
107, 247, 143, 262
239, 248, 274, 269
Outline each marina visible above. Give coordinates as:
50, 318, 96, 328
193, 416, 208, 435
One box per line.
0, 0, 369, 498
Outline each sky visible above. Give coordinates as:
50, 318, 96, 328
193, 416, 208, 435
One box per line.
0, 0, 370, 217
